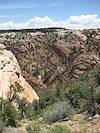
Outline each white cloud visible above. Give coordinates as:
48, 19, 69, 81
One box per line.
67, 14, 100, 29
0, 14, 100, 30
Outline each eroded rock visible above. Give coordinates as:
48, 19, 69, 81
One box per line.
0, 29, 100, 91
0, 44, 39, 103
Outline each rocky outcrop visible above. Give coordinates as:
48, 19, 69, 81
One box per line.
0, 43, 39, 103
0, 29, 100, 92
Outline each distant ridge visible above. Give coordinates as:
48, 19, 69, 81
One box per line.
0, 27, 67, 33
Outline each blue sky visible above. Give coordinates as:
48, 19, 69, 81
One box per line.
0, 0, 100, 29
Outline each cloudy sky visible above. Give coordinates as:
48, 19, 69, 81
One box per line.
0, 0, 100, 29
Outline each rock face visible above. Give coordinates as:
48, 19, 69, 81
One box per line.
0, 29, 100, 92
0, 43, 39, 103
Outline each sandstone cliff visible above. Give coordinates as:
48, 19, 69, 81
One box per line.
0, 43, 39, 103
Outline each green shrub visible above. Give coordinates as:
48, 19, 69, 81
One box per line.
43, 101, 75, 124
17, 98, 39, 120
95, 86, 100, 104
94, 64, 100, 85
58, 70, 100, 114
26, 121, 45, 133
0, 120, 4, 133
10, 82, 39, 120
2, 101, 20, 127
9, 82, 24, 102
66, 82, 87, 109
38, 90, 57, 110
64, 73, 96, 110
49, 125, 71, 133
56, 74, 93, 109
56, 83, 68, 100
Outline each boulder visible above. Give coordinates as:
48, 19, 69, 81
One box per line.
77, 64, 87, 70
